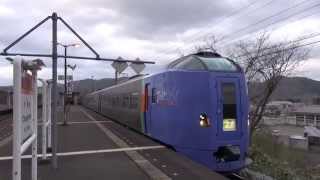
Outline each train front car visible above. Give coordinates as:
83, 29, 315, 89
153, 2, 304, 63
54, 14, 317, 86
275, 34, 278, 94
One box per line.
143, 52, 249, 172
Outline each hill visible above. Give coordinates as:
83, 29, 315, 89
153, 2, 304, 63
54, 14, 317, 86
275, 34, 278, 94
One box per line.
1, 76, 320, 103
250, 76, 320, 102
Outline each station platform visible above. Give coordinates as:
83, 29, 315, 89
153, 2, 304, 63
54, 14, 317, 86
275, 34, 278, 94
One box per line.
0, 105, 228, 180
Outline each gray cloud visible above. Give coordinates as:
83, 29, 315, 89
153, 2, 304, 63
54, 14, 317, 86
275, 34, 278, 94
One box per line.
0, 0, 320, 86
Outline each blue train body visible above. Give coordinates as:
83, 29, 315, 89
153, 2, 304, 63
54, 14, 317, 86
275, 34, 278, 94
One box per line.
83, 52, 249, 172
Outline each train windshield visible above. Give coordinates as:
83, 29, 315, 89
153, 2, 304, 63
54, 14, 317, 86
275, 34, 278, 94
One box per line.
197, 57, 238, 72
168, 55, 239, 72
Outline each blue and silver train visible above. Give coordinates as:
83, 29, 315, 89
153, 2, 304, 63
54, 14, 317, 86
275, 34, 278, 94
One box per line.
83, 51, 249, 172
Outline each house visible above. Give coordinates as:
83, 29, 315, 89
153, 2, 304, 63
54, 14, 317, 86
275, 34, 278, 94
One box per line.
292, 105, 320, 127
265, 101, 294, 116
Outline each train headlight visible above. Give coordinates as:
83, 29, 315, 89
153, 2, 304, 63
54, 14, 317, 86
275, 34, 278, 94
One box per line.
200, 113, 210, 127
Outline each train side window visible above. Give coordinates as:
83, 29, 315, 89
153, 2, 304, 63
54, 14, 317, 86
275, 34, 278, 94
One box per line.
152, 88, 157, 103
130, 95, 138, 108
112, 96, 116, 106
116, 96, 120, 106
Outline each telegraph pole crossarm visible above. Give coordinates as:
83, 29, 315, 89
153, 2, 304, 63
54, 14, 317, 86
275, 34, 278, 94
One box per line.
0, 12, 156, 171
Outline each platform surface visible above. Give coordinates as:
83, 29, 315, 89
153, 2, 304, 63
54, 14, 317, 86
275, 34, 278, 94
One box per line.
0, 105, 228, 180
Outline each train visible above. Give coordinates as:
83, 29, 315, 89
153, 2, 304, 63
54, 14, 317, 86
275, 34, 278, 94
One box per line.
83, 51, 250, 173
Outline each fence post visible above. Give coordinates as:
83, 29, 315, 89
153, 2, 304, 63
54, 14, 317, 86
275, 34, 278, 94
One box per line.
47, 81, 52, 150
31, 69, 38, 180
38, 79, 47, 160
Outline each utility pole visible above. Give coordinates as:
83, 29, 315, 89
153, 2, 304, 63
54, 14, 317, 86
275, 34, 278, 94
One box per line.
57, 43, 79, 126
0, 12, 155, 170
64, 46, 67, 126
51, 12, 58, 169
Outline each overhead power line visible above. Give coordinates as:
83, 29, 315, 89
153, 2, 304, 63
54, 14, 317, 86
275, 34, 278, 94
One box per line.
153, 0, 275, 60
242, 38, 320, 60
186, 0, 274, 43
218, 0, 319, 44
156, 0, 311, 58
234, 32, 320, 58
220, 9, 320, 48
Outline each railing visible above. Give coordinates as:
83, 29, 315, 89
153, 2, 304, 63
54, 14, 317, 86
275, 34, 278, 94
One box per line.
38, 79, 52, 160
262, 116, 297, 126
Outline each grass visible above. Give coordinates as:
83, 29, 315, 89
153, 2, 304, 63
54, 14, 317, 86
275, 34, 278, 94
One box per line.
249, 127, 319, 180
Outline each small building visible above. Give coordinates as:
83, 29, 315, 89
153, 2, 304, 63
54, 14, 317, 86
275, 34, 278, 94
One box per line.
265, 101, 294, 116
292, 105, 320, 128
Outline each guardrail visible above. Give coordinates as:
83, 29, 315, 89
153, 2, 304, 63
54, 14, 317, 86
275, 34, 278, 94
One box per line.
38, 79, 52, 160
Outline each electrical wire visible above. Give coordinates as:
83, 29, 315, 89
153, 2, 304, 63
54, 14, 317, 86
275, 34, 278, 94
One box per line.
152, 0, 275, 60
218, 1, 320, 46
153, 0, 320, 62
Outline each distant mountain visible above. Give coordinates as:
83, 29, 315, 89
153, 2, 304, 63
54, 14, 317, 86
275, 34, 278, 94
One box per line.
249, 76, 320, 103
272, 77, 320, 100
1, 76, 320, 103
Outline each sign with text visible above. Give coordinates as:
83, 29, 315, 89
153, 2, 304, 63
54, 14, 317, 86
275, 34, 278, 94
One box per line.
130, 62, 145, 74
21, 72, 33, 142
58, 75, 73, 81
12, 57, 43, 180
111, 61, 128, 73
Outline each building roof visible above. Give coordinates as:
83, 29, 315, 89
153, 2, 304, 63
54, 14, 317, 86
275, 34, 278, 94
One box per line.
292, 105, 320, 115
267, 101, 293, 106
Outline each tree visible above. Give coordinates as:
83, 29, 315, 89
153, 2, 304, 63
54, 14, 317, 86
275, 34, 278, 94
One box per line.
191, 35, 220, 54
230, 33, 309, 136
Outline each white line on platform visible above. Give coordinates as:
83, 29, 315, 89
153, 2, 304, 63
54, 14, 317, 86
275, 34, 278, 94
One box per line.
79, 107, 172, 180
58, 121, 113, 125
37, 120, 113, 126
0, 145, 165, 161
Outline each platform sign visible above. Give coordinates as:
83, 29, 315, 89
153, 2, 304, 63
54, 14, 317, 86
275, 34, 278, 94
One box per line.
21, 72, 33, 142
58, 75, 73, 80
12, 57, 44, 180
130, 58, 145, 74
111, 61, 128, 74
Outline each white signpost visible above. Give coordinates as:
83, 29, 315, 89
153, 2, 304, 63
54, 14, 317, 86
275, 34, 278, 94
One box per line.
38, 79, 52, 160
12, 57, 44, 180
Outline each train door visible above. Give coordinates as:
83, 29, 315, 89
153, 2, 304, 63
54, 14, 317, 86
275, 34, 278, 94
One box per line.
216, 77, 242, 140
144, 84, 152, 135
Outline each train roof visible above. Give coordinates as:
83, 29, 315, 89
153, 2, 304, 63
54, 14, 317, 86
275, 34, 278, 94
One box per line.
167, 51, 241, 72
87, 51, 242, 96
87, 74, 147, 96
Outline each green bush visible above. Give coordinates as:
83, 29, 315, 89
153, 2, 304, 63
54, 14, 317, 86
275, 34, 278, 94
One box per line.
249, 130, 317, 180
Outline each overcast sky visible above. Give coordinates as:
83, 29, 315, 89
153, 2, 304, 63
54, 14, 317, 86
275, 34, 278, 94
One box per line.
0, 0, 320, 85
